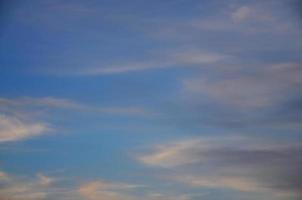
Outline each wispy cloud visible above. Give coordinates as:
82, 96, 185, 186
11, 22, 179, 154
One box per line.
0, 96, 155, 142
39, 49, 229, 76
231, 6, 251, 23
0, 169, 191, 200
0, 171, 56, 200
36, 1, 302, 77
78, 180, 190, 200
78, 181, 140, 200
182, 62, 302, 110
137, 136, 302, 199
138, 139, 204, 168
0, 114, 49, 143
160, 62, 302, 131
188, 2, 298, 34
0, 96, 154, 116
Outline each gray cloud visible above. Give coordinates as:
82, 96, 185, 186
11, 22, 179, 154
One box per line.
166, 62, 302, 132
183, 62, 302, 110
138, 137, 302, 199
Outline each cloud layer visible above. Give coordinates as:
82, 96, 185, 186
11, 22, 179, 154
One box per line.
1, 1, 301, 200
138, 136, 302, 199
183, 62, 302, 109
0, 170, 190, 200
0, 96, 156, 142
0, 171, 55, 200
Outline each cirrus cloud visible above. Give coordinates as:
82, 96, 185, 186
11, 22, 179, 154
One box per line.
137, 136, 302, 199
0, 114, 49, 143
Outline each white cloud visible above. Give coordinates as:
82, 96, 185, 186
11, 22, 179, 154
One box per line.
174, 175, 261, 192
0, 171, 10, 181
78, 180, 190, 200
0, 96, 158, 143
0, 173, 190, 200
0, 171, 54, 200
0, 114, 49, 143
138, 136, 250, 168
40, 50, 228, 76
37, 173, 54, 186
78, 181, 136, 200
138, 139, 207, 168
171, 50, 229, 65
137, 137, 302, 199
70, 61, 172, 75
0, 170, 191, 200
181, 1, 299, 36
231, 6, 251, 22
183, 77, 276, 109
182, 62, 302, 110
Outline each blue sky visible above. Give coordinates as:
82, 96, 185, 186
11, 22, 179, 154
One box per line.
0, 0, 302, 200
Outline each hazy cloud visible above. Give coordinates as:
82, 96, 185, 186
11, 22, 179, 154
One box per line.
78, 180, 189, 200
0, 96, 155, 143
0, 114, 49, 143
138, 136, 302, 199
182, 62, 302, 110
40, 49, 229, 76
231, 6, 251, 23
78, 181, 139, 200
0, 96, 154, 116
0, 171, 55, 200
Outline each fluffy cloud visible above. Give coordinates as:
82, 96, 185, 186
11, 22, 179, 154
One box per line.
138, 137, 302, 199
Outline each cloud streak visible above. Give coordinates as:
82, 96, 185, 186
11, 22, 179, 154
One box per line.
182, 62, 302, 109
0, 96, 155, 143
40, 50, 229, 76
78, 180, 190, 200
0, 171, 56, 200
0, 114, 49, 143
138, 136, 302, 199
78, 181, 140, 200
0, 169, 191, 200
0, 96, 154, 116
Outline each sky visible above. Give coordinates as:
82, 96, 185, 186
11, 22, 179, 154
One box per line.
0, 0, 302, 200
